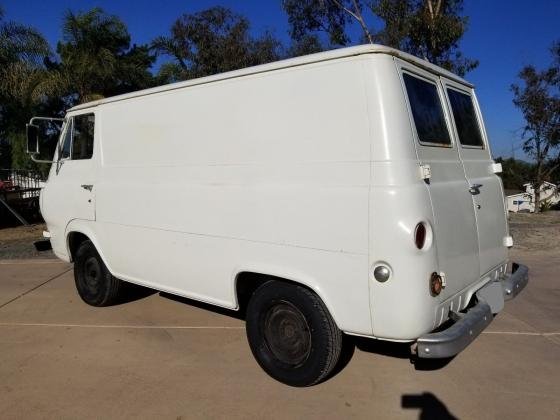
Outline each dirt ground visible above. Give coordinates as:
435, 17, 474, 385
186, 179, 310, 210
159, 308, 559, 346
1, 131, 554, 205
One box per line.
0, 223, 55, 259
508, 210, 560, 254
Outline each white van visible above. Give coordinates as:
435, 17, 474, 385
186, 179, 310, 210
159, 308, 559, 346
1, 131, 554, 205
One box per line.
27, 44, 528, 386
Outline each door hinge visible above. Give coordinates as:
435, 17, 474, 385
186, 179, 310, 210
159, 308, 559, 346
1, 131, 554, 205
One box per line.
503, 236, 514, 248
419, 164, 431, 180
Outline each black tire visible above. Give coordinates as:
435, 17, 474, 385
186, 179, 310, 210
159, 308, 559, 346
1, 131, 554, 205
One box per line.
74, 240, 122, 307
246, 281, 342, 387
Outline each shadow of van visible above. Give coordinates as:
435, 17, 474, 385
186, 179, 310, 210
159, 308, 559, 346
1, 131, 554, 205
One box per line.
115, 282, 158, 304
159, 291, 245, 320
157, 291, 455, 372
115, 286, 454, 377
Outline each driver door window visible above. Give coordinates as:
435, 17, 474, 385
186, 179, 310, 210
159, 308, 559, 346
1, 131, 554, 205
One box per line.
59, 114, 95, 160
60, 120, 72, 159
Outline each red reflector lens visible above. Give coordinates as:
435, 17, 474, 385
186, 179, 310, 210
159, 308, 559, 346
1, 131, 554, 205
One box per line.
415, 222, 427, 249
430, 272, 443, 296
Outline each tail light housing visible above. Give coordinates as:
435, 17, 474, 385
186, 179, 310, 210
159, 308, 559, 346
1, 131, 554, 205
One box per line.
414, 222, 427, 249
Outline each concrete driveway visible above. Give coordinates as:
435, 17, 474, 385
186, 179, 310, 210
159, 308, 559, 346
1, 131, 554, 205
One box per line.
0, 250, 558, 419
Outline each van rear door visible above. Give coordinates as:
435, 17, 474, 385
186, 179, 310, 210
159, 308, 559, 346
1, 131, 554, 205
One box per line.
398, 63, 480, 298
441, 79, 508, 276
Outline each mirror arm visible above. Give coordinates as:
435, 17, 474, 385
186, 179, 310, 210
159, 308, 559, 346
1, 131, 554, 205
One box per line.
29, 117, 64, 124
30, 155, 56, 164
27, 116, 65, 164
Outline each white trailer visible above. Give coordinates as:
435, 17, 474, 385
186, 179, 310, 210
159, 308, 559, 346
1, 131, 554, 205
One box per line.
27, 44, 528, 386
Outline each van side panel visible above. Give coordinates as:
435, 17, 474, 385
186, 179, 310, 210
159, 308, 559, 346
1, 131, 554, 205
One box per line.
94, 58, 373, 335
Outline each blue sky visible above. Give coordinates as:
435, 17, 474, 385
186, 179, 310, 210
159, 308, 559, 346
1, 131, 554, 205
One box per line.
3, 0, 559, 159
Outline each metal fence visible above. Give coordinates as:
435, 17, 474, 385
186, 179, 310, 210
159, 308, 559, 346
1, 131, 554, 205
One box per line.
0, 169, 45, 198
0, 169, 45, 225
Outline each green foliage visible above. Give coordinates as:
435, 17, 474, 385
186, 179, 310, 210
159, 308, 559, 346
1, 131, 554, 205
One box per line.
287, 34, 325, 58
0, 6, 50, 67
53, 8, 156, 104
282, 0, 477, 76
511, 41, 560, 212
0, 6, 52, 170
496, 157, 535, 190
283, 0, 353, 46
372, 0, 477, 75
0, 7, 156, 170
152, 6, 282, 82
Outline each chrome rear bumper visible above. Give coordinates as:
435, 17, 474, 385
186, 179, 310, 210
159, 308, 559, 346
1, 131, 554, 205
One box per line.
414, 263, 529, 359
503, 263, 529, 300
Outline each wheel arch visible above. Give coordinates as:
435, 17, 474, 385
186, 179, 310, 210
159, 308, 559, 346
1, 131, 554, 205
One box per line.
233, 268, 341, 330
64, 220, 111, 270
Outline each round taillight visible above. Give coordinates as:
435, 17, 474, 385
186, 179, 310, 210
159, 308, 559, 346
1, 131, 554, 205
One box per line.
430, 272, 444, 296
414, 222, 427, 249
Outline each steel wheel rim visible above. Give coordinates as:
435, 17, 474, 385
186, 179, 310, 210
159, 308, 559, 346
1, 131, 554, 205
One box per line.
84, 257, 101, 292
263, 301, 312, 367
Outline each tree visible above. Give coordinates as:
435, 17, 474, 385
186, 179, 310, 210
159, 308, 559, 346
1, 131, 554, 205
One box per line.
282, 0, 477, 76
50, 8, 155, 105
511, 41, 560, 212
287, 34, 325, 58
283, 0, 370, 46
495, 157, 535, 191
1, 7, 156, 169
372, 0, 477, 75
152, 6, 282, 82
0, 6, 52, 169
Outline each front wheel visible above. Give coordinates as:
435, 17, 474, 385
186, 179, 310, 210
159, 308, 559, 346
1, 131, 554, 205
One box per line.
74, 240, 122, 307
246, 281, 342, 386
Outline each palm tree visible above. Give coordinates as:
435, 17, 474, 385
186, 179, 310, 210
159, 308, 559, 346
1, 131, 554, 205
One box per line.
52, 8, 155, 104
0, 6, 52, 169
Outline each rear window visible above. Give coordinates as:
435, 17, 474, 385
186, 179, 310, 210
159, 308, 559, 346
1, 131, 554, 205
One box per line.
447, 89, 484, 147
403, 73, 451, 146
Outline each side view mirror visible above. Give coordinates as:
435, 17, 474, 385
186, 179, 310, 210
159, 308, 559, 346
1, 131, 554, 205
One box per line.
25, 116, 64, 163
26, 123, 40, 154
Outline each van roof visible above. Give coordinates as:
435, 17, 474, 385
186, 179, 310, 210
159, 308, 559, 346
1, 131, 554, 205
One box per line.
69, 44, 473, 112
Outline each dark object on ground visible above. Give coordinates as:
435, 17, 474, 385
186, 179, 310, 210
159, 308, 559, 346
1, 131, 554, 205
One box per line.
0, 224, 55, 259
402, 392, 458, 419
34, 239, 52, 251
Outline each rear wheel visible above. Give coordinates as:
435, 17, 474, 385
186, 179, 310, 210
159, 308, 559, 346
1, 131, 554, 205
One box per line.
246, 281, 342, 386
74, 240, 122, 306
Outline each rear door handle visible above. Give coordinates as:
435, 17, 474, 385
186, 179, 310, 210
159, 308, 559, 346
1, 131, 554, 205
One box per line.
469, 184, 483, 195
81, 184, 93, 192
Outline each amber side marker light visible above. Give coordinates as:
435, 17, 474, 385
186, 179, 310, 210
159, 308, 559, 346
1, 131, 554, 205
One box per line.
414, 222, 427, 249
430, 272, 444, 296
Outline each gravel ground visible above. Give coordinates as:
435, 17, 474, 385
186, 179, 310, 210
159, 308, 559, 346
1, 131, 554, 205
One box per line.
0, 223, 55, 259
509, 210, 560, 254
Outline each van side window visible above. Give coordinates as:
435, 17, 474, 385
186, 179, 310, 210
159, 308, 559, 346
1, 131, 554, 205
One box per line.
71, 114, 95, 160
403, 73, 451, 146
447, 89, 484, 148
